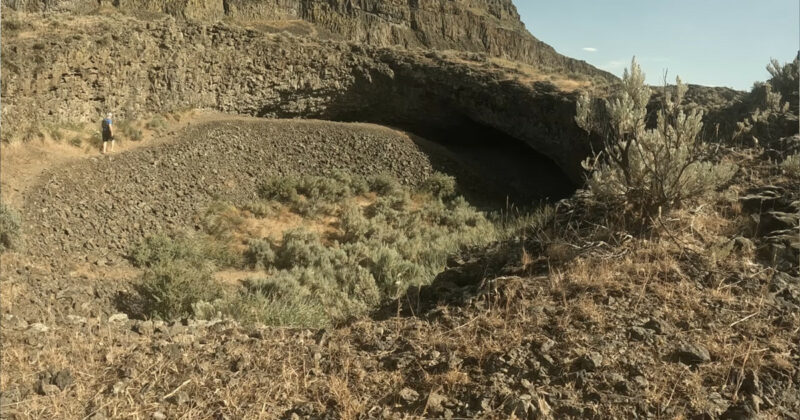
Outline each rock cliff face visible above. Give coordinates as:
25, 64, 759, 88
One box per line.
2, 0, 615, 80
1, 14, 596, 182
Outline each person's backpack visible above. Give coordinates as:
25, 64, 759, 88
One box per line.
101, 118, 112, 135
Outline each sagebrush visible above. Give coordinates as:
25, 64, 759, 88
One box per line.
576, 57, 736, 219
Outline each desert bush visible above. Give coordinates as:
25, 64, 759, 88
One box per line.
201, 201, 245, 240
130, 233, 204, 268
734, 55, 799, 145
296, 174, 351, 202
782, 153, 800, 178
117, 120, 143, 141
49, 127, 64, 142
138, 260, 222, 319
240, 200, 278, 218
420, 172, 457, 199
273, 229, 330, 270
766, 54, 799, 108
198, 173, 499, 326
366, 246, 425, 298
68, 136, 82, 147
576, 57, 737, 219
367, 173, 401, 196
146, 116, 168, 131
129, 232, 239, 269
0, 204, 21, 253
257, 177, 299, 202
221, 292, 331, 328
330, 170, 369, 195
339, 202, 371, 242
244, 238, 275, 269
87, 131, 103, 149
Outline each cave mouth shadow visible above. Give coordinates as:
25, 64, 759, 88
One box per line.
336, 114, 578, 211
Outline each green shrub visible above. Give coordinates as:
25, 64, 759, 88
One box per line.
734, 55, 798, 145
367, 173, 401, 196
273, 229, 329, 270
241, 200, 278, 218
118, 120, 143, 141
201, 201, 245, 240
420, 172, 457, 199
782, 153, 800, 178
138, 260, 222, 319
296, 174, 351, 202
69, 136, 82, 147
339, 202, 370, 242
146, 116, 168, 131
766, 54, 799, 107
576, 57, 737, 219
49, 128, 64, 142
129, 232, 239, 270
366, 246, 425, 298
330, 170, 369, 195
244, 238, 275, 269
189, 173, 501, 327
0, 204, 21, 253
221, 289, 330, 328
257, 177, 299, 202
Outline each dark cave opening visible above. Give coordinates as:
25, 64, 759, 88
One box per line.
333, 112, 579, 209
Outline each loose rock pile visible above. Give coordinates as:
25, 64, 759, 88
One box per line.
22, 120, 439, 262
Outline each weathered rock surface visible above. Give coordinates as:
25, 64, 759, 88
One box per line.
2, 0, 617, 82
21, 119, 441, 261
2, 14, 597, 180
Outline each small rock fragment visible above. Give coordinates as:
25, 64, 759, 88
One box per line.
28, 323, 49, 333
53, 369, 74, 390
573, 352, 603, 371
398, 387, 419, 403
674, 343, 711, 365
108, 313, 129, 323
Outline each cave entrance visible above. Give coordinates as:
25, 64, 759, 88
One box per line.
334, 113, 578, 209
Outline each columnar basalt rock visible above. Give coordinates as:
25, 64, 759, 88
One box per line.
2, 0, 615, 80
1, 15, 595, 181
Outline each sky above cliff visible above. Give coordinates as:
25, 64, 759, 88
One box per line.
517, 1, 799, 90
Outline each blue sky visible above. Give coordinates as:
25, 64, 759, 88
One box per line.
516, 1, 799, 90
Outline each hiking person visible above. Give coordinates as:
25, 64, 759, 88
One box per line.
101, 112, 114, 153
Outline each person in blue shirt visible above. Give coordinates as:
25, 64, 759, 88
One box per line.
101, 112, 114, 154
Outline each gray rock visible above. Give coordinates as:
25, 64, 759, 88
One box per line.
643, 318, 668, 334
66, 315, 87, 325
134, 320, 155, 335
674, 343, 711, 365
629, 326, 651, 341
108, 313, 129, 323
398, 387, 419, 403
36, 381, 60, 396
573, 352, 603, 371
53, 369, 74, 390
758, 212, 799, 236
27, 323, 49, 333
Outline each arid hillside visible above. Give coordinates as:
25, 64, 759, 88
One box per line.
1, 1, 799, 419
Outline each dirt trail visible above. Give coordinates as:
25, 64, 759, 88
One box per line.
0, 110, 264, 208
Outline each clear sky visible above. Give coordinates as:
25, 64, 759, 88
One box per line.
516, 1, 799, 91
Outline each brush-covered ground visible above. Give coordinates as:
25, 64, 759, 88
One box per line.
1, 118, 798, 419
2, 55, 800, 419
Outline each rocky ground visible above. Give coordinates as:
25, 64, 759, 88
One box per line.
1, 116, 798, 418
